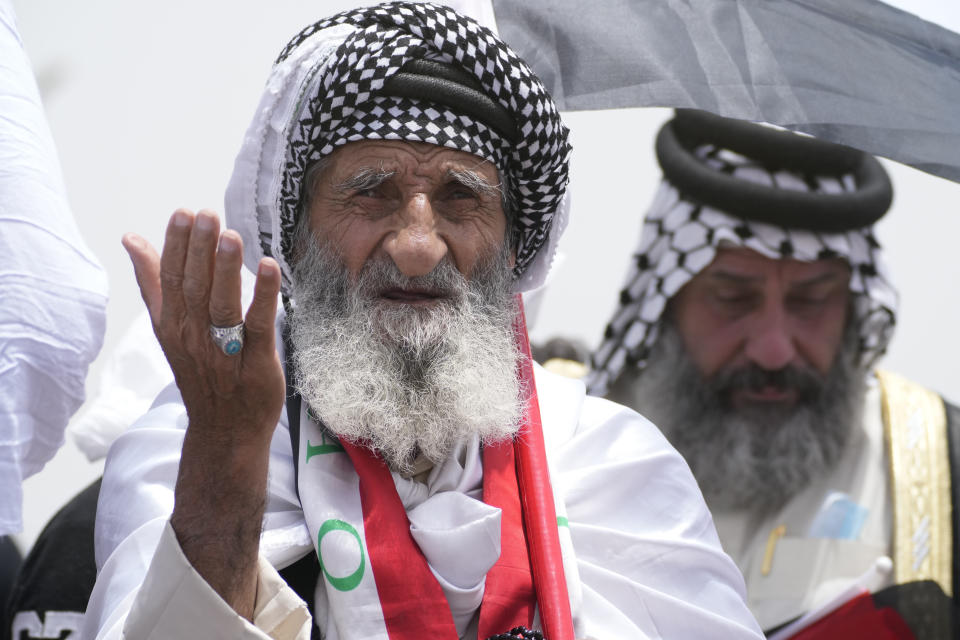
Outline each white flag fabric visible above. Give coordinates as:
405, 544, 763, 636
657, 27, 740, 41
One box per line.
492, 0, 960, 183
0, 0, 108, 534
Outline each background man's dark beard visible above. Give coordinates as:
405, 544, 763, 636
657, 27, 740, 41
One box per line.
611, 321, 866, 514
288, 239, 522, 472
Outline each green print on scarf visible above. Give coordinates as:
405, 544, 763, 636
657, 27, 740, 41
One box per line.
306, 432, 345, 462
317, 519, 366, 591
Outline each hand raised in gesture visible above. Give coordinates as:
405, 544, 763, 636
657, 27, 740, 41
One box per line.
123, 208, 284, 619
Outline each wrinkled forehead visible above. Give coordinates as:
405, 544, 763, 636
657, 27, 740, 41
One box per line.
321, 139, 500, 181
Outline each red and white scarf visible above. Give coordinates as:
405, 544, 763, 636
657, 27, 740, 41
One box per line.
295, 308, 576, 640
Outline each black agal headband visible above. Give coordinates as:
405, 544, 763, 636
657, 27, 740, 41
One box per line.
381, 59, 518, 144
656, 109, 892, 232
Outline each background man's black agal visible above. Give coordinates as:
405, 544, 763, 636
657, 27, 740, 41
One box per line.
656, 110, 892, 232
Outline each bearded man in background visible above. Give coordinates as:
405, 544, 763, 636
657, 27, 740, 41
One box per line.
587, 110, 958, 638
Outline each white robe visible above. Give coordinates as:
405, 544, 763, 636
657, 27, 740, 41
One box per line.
83, 316, 762, 640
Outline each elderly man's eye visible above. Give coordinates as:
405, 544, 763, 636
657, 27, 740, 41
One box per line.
355, 187, 382, 199
444, 185, 480, 201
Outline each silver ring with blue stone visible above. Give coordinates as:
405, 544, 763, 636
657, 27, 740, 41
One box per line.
209, 322, 245, 356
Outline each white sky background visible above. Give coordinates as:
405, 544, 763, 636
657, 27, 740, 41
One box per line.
9, 0, 960, 548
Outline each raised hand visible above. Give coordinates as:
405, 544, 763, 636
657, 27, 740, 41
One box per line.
122, 208, 284, 619
123, 208, 284, 443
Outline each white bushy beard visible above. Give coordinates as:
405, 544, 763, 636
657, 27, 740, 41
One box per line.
608, 321, 865, 514
288, 239, 522, 473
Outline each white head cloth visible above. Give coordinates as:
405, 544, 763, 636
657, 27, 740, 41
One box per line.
224, 2, 571, 297
587, 143, 899, 397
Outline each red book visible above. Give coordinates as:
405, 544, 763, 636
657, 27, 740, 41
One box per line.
788, 592, 915, 640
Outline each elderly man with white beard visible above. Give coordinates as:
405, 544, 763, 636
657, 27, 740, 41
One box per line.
585, 110, 959, 638
81, 5, 762, 640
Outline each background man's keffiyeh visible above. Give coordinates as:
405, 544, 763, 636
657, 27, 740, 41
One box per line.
587, 144, 899, 396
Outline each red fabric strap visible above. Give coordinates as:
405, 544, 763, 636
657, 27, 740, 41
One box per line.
512, 299, 575, 640
343, 440, 458, 637
478, 438, 536, 637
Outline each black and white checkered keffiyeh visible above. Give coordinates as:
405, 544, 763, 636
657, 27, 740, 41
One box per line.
586, 144, 899, 397
225, 2, 571, 295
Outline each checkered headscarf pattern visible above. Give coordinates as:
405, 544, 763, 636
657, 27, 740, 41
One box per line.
236, 2, 570, 294
586, 145, 899, 397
